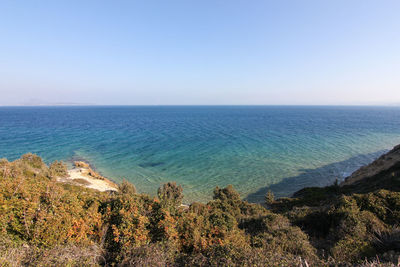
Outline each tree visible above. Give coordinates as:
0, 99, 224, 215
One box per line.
265, 190, 275, 206
157, 182, 183, 209
118, 179, 137, 195
213, 185, 240, 201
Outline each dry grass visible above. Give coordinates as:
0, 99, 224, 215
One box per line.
0, 239, 103, 267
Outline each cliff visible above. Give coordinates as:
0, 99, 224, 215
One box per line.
341, 144, 400, 193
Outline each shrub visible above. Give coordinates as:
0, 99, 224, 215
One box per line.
158, 182, 183, 210
213, 185, 240, 202
119, 243, 178, 267
49, 160, 68, 177
0, 237, 103, 267
1, 154, 400, 266
265, 190, 275, 206
118, 179, 137, 195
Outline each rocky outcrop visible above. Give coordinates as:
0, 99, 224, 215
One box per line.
74, 161, 105, 180
74, 161, 91, 169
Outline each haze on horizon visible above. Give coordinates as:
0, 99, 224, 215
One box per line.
0, 0, 399, 106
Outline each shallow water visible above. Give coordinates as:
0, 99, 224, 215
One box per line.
1, 106, 400, 202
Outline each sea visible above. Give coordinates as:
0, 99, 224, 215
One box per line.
1, 106, 400, 203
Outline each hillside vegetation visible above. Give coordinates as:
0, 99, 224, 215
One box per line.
0, 152, 400, 266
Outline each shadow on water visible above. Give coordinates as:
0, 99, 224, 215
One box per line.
245, 150, 388, 203
138, 161, 165, 168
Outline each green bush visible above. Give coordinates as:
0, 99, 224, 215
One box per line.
158, 182, 183, 211
1, 154, 400, 266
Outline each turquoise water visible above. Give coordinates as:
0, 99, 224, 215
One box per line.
1, 106, 400, 203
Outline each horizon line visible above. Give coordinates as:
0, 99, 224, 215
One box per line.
1, 104, 400, 107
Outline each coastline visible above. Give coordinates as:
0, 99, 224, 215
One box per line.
2, 105, 400, 204
57, 161, 118, 192
1, 147, 400, 265
63, 147, 396, 203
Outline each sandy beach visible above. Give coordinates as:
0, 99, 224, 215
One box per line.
57, 162, 118, 192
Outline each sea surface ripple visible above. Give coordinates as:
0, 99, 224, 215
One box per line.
1, 106, 400, 202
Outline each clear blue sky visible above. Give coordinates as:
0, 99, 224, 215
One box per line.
1, 0, 399, 105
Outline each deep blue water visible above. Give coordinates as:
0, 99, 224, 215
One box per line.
1, 106, 400, 203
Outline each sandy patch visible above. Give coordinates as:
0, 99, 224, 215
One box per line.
58, 167, 118, 192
